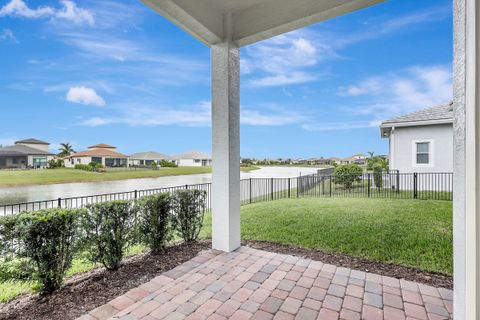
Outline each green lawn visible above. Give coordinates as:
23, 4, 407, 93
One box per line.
0, 166, 258, 187
201, 197, 452, 275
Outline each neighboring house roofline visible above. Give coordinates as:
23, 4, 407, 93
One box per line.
0, 145, 53, 156
64, 149, 128, 159
88, 143, 116, 149
129, 151, 172, 160
380, 118, 453, 129
14, 138, 50, 145
173, 150, 211, 160
380, 102, 453, 138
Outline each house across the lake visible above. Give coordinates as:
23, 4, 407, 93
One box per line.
0, 138, 54, 169
380, 102, 453, 173
64, 144, 129, 168
129, 151, 172, 166
173, 151, 212, 167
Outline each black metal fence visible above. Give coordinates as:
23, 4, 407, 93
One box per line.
0, 172, 453, 216
297, 172, 453, 201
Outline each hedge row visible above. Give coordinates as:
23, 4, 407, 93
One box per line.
0, 189, 206, 293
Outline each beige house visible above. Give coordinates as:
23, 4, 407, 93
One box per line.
0, 138, 54, 169
64, 144, 129, 168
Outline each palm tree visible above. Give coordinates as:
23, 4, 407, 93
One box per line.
58, 143, 75, 157
367, 151, 375, 159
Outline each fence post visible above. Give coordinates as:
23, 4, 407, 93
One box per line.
185, 184, 188, 190
134, 190, 138, 200
413, 172, 418, 199
367, 174, 371, 198
329, 176, 332, 197
322, 177, 325, 196
396, 170, 400, 193
288, 178, 291, 198
297, 177, 299, 198
271, 177, 274, 201
249, 178, 252, 204
57, 197, 61, 208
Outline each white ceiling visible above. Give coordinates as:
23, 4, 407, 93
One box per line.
142, 0, 384, 47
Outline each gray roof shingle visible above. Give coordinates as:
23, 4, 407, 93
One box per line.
15, 138, 50, 145
381, 102, 453, 127
130, 151, 171, 160
0, 145, 53, 156
173, 151, 211, 160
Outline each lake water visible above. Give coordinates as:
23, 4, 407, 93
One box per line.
0, 166, 321, 205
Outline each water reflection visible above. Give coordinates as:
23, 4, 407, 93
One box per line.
0, 167, 322, 205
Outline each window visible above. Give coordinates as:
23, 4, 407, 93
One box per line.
416, 142, 430, 164
32, 156, 47, 168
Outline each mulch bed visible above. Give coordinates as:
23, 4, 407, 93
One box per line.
0, 241, 211, 320
244, 240, 453, 289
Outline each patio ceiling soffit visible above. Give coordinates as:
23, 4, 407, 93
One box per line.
142, 0, 384, 47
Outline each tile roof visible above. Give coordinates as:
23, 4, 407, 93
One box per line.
0, 145, 53, 156
15, 138, 50, 145
130, 151, 172, 160
88, 143, 116, 149
66, 149, 128, 158
381, 102, 453, 126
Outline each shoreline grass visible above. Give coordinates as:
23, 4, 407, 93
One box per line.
0, 166, 259, 188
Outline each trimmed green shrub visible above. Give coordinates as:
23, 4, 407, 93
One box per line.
0, 215, 18, 256
47, 159, 64, 169
74, 164, 94, 171
81, 201, 136, 270
160, 160, 178, 168
172, 189, 207, 242
136, 193, 173, 254
373, 164, 384, 188
333, 164, 363, 189
5, 209, 82, 293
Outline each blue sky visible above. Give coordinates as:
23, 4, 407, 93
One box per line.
0, 0, 453, 158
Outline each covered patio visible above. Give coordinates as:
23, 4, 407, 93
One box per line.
79, 0, 477, 319
79, 246, 453, 320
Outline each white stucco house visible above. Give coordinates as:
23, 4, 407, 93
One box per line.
0, 138, 54, 169
380, 103, 453, 173
129, 151, 172, 166
173, 151, 212, 167
64, 144, 129, 168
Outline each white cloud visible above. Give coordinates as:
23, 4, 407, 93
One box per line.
242, 4, 451, 88
241, 108, 308, 126
55, 0, 94, 26
243, 31, 324, 87
0, 28, 16, 42
66, 86, 105, 107
302, 120, 380, 132
338, 65, 452, 121
78, 102, 308, 128
338, 78, 383, 97
249, 72, 316, 87
0, 0, 94, 26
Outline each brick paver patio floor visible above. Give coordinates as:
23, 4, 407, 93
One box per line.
77, 247, 453, 320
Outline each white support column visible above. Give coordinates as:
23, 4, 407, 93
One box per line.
211, 14, 241, 252
454, 0, 480, 319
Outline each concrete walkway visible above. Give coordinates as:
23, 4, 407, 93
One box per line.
77, 247, 453, 320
